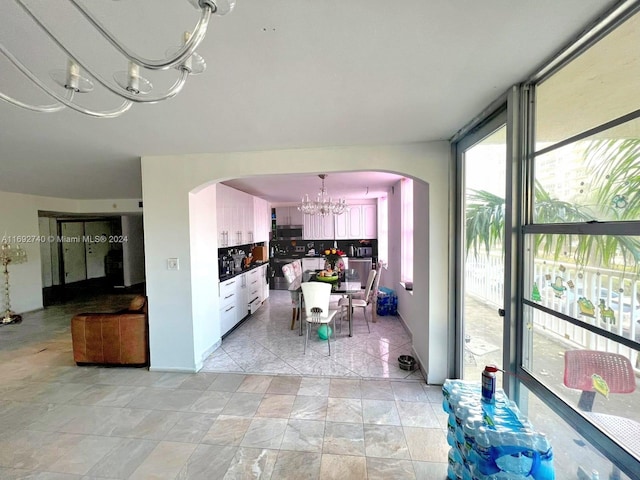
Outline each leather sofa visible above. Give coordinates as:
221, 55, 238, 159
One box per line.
71, 295, 149, 366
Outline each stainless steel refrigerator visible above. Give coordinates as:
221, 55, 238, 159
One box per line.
347, 258, 373, 289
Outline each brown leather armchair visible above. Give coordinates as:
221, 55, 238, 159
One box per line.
71, 295, 149, 366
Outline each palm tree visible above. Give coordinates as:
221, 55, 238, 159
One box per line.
465, 182, 594, 259
465, 189, 505, 259
465, 155, 640, 276
586, 139, 640, 220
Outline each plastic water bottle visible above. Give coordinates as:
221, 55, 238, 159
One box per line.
448, 447, 464, 480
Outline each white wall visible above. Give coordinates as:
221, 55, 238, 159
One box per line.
189, 185, 220, 369
384, 177, 435, 379
1, 191, 46, 313
122, 215, 145, 286
141, 142, 452, 383
0, 190, 142, 313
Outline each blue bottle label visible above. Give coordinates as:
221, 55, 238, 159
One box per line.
481, 371, 495, 403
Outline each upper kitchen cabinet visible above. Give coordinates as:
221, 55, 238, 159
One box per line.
218, 183, 268, 247
239, 192, 254, 245
253, 197, 271, 243
217, 184, 232, 247
275, 206, 304, 226
334, 203, 377, 239
303, 213, 334, 240
361, 204, 377, 238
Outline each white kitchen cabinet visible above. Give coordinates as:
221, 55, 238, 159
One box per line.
362, 204, 377, 238
253, 197, 270, 243
247, 268, 261, 313
217, 184, 245, 247
241, 194, 254, 245
334, 212, 348, 239
231, 188, 252, 246
303, 213, 334, 240
237, 272, 249, 319
217, 184, 231, 247
259, 264, 269, 301
219, 273, 251, 337
218, 184, 271, 246
219, 276, 240, 336
219, 266, 269, 337
220, 303, 237, 338
334, 204, 377, 239
347, 207, 363, 239
275, 206, 304, 226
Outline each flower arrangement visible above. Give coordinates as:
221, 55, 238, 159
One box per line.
323, 248, 345, 272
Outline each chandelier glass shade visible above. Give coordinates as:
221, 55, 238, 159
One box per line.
298, 174, 348, 217
1, 241, 28, 325
0, 0, 236, 118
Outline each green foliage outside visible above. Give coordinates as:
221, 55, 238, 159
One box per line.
465, 139, 640, 276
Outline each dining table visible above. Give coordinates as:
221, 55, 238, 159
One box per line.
289, 270, 362, 337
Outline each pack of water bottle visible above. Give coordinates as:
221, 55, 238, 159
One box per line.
443, 379, 555, 480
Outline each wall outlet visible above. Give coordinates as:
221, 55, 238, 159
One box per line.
167, 258, 179, 270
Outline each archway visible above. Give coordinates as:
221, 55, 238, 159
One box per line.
141, 141, 451, 383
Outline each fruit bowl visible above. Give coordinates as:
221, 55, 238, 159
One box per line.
315, 274, 339, 283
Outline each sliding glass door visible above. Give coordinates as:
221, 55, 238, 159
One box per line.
456, 116, 508, 382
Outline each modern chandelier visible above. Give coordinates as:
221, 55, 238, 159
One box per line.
0, 0, 236, 118
298, 174, 348, 217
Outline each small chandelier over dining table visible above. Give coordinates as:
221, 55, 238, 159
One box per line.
298, 174, 348, 217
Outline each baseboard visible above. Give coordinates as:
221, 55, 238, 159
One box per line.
397, 312, 429, 383
196, 339, 222, 372
149, 367, 197, 373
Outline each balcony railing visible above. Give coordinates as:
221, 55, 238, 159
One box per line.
465, 253, 639, 367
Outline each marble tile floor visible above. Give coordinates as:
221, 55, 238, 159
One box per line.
0, 291, 449, 479
202, 290, 424, 381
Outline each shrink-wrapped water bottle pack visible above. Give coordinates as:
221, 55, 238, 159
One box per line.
442, 378, 555, 480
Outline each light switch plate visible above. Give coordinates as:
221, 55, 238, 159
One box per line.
167, 258, 179, 270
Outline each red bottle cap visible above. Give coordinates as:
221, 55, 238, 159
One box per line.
484, 365, 499, 373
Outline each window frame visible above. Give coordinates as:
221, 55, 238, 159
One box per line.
515, 13, 640, 474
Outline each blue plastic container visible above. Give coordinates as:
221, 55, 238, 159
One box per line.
377, 287, 398, 315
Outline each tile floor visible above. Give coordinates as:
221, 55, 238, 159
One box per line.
203, 290, 424, 380
0, 290, 449, 479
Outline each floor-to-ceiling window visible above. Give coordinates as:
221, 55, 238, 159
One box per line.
518, 8, 640, 479
454, 5, 640, 478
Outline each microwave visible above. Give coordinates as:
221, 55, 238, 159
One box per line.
276, 225, 304, 240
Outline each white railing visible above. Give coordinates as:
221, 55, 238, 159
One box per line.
465, 253, 639, 366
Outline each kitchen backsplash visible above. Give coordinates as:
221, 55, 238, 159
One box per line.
271, 239, 377, 257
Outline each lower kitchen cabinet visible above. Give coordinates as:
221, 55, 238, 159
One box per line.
219, 276, 242, 337
219, 265, 269, 337
220, 301, 239, 337
247, 268, 261, 314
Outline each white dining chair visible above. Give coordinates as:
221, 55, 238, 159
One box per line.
301, 282, 338, 355
338, 269, 376, 333
282, 263, 302, 330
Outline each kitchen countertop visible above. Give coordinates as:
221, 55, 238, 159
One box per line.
219, 262, 266, 283
272, 254, 372, 259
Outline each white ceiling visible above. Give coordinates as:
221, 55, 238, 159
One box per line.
224, 171, 404, 204
0, 0, 615, 200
